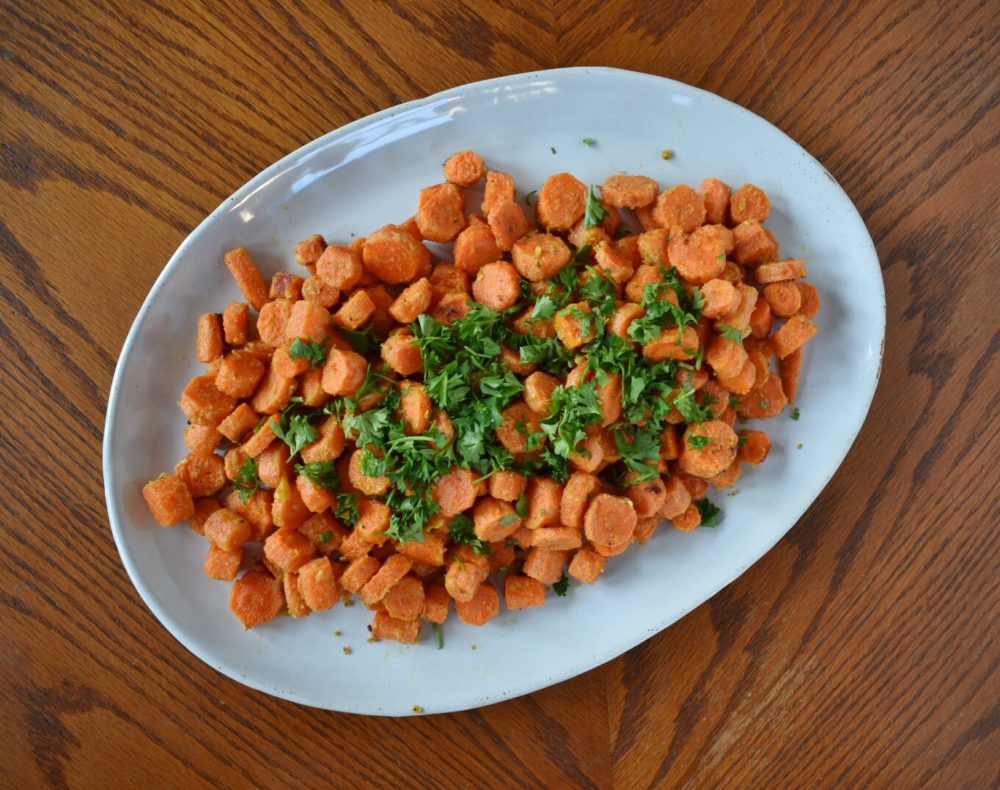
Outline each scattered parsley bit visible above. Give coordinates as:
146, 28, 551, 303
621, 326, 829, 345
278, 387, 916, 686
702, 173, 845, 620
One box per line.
718, 324, 748, 343
661, 149, 673, 160
737, 434, 748, 448
270, 411, 319, 457
449, 513, 492, 555
797, 443, 804, 450
342, 646, 353, 655
333, 630, 343, 636
687, 434, 710, 449
433, 623, 444, 650
672, 383, 714, 424
550, 146, 557, 154
335, 492, 360, 526
317, 530, 333, 543
413, 705, 425, 713
695, 498, 721, 527
343, 597, 355, 607
340, 325, 380, 355
553, 573, 569, 596
582, 137, 596, 146
759, 399, 769, 410
233, 457, 260, 504
583, 185, 608, 228
514, 491, 529, 519
498, 513, 519, 527
525, 189, 538, 205
470, 644, 477, 650
791, 407, 801, 421
295, 459, 338, 489
572, 243, 593, 264
288, 337, 327, 368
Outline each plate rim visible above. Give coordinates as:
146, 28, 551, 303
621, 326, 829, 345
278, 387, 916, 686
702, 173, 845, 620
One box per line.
103, 65, 886, 715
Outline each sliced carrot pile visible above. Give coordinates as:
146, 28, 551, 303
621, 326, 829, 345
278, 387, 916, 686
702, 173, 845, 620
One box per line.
144, 154, 819, 641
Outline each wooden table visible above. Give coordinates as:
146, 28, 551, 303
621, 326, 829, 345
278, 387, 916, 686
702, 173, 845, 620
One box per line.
3, 2, 997, 786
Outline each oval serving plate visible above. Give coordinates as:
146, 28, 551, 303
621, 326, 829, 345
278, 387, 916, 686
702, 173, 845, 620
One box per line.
104, 67, 884, 715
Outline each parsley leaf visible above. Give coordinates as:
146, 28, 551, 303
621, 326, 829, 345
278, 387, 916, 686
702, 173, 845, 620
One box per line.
514, 491, 529, 519
672, 383, 714, 424
718, 324, 748, 343
233, 457, 259, 504
449, 514, 492, 555
288, 338, 327, 368
584, 185, 608, 228
334, 492, 359, 526
695, 498, 721, 527
434, 622, 444, 650
687, 434, 710, 449
317, 530, 333, 543
270, 412, 319, 458
552, 573, 569, 596
340, 325, 380, 355
572, 243, 593, 264
614, 425, 662, 482
791, 407, 801, 421
582, 137, 595, 146
294, 460, 339, 489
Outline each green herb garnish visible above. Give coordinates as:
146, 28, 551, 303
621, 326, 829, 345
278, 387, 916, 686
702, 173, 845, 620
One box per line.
288, 338, 327, 368
233, 457, 260, 504
584, 185, 608, 228
695, 498, 721, 527
449, 514, 492, 555
553, 573, 569, 596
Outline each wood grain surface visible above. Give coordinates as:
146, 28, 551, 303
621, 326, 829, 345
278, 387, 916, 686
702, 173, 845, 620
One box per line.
2, 1, 998, 787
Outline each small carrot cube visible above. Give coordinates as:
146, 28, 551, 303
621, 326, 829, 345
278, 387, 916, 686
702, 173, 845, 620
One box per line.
230, 568, 284, 628
568, 547, 607, 584
142, 474, 194, 526
222, 301, 249, 345
332, 290, 376, 330
370, 610, 421, 643
204, 543, 242, 581
297, 557, 340, 611
203, 508, 251, 551
269, 271, 304, 301
504, 575, 546, 609
263, 528, 316, 573
197, 313, 224, 363
340, 555, 380, 594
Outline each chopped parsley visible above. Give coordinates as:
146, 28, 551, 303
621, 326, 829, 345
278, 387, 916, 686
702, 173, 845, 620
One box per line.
233, 457, 260, 504
572, 243, 593, 264
288, 338, 327, 368
270, 411, 319, 457
582, 137, 595, 146
550, 146, 557, 154
687, 434, 710, 449
627, 269, 703, 346
334, 492, 359, 526
433, 623, 444, 650
791, 407, 800, 421
294, 460, 338, 489
339, 325, 380, 355
584, 185, 608, 228
661, 149, 673, 160
552, 573, 569, 596
317, 530, 333, 543
718, 324, 748, 343
449, 514, 492, 556
525, 189, 538, 205
695, 498, 721, 527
